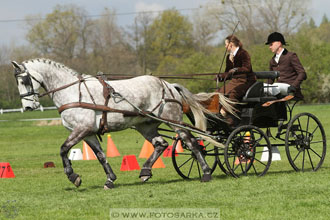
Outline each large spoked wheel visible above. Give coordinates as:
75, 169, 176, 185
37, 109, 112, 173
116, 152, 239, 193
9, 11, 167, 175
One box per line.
171, 137, 218, 180
285, 112, 326, 171
216, 147, 231, 176
224, 125, 272, 178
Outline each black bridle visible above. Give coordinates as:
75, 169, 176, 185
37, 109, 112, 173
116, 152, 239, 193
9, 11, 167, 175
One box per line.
14, 64, 43, 101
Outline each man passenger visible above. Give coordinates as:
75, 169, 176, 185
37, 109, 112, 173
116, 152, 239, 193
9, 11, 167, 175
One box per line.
264, 32, 307, 99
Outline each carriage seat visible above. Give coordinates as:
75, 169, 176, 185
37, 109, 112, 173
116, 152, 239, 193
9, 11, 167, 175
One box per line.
254, 71, 280, 80
242, 71, 280, 103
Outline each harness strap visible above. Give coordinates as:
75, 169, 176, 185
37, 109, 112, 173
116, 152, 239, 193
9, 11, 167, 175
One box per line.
150, 80, 166, 113
58, 102, 140, 116
162, 79, 175, 98
97, 76, 115, 135
149, 79, 182, 116
77, 75, 83, 102
83, 77, 97, 105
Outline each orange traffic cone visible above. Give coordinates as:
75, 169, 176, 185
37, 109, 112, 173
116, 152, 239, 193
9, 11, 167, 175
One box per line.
106, 134, 120, 157
120, 155, 140, 171
83, 141, 97, 160
235, 131, 252, 165
163, 145, 178, 157
0, 162, 15, 178
172, 135, 184, 153
152, 157, 166, 168
139, 140, 154, 158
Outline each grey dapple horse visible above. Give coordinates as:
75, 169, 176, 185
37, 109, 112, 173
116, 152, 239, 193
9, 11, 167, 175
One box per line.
12, 58, 234, 189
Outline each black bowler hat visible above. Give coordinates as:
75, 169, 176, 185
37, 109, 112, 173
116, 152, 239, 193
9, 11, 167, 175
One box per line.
265, 32, 286, 45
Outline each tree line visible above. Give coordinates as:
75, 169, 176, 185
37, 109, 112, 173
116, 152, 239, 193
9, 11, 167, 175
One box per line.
0, 0, 329, 108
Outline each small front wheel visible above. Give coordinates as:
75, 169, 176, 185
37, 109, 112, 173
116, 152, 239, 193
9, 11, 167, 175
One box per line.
224, 125, 272, 178
171, 137, 218, 180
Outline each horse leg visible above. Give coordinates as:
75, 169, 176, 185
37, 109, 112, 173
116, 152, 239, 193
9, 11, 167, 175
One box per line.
176, 129, 212, 182
84, 135, 117, 189
136, 124, 168, 182
60, 128, 91, 187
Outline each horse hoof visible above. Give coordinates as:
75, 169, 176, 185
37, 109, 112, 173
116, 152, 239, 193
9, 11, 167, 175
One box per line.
139, 168, 152, 182
104, 184, 114, 190
68, 173, 82, 187
104, 180, 115, 190
201, 173, 212, 182
140, 176, 151, 182
74, 176, 82, 187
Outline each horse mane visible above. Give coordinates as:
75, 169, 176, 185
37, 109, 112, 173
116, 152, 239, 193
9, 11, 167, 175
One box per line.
23, 58, 81, 77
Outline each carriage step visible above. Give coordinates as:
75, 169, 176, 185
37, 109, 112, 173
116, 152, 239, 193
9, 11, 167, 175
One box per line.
262, 95, 294, 107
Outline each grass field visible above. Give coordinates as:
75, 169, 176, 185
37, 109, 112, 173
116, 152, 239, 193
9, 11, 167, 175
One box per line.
0, 105, 330, 220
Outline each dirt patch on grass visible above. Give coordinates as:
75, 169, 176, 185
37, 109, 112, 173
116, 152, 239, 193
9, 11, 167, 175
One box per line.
35, 119, 62, 126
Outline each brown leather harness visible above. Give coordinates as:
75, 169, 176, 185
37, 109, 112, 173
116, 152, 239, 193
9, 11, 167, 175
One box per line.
41, 74, 183, 136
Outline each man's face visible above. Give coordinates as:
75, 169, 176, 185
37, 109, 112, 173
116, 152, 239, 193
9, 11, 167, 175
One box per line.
268, 41, 282, 53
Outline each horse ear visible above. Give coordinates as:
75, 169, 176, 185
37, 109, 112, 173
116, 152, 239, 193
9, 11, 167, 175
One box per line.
11, 61, 22, 72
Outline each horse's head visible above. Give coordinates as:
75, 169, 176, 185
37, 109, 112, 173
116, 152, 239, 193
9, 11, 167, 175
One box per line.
12, 61, 43, 111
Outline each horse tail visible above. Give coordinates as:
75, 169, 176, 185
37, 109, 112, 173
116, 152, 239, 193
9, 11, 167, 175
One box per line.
194, 92, 238, 118
172, 84, 239, 148
172, 83, 208, 131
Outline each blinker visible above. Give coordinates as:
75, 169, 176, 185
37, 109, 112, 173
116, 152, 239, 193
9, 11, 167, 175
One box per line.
21, 75, 32, 86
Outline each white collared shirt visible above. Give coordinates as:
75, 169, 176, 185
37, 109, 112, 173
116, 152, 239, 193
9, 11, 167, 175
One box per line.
232, 47, 239, 57
275, 48, 284, 63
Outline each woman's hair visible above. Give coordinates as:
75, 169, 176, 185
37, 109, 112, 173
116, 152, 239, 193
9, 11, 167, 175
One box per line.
225, 35, 243, 48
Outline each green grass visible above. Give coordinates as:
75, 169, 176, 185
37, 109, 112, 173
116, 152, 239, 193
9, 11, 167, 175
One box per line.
0, 106, 330, 220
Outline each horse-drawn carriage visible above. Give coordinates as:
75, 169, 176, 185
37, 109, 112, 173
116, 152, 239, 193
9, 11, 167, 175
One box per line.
11, 59, 326, 188
169, 71, 326, 179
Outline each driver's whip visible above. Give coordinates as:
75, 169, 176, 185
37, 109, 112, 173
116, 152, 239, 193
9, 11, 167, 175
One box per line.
217, 21, 240, 92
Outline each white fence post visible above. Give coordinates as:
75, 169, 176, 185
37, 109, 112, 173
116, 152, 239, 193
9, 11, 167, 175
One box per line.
0, 106, 56, 114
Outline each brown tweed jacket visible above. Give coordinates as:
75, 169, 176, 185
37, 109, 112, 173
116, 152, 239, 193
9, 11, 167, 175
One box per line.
269, 49, 307, 99
219, 48, 256, 101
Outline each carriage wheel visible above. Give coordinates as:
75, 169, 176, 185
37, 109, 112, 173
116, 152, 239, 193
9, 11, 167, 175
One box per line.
171, 137, 218, 180
285, 112, 326, 172
224, 125, 272, 178
216, 148, 230, 175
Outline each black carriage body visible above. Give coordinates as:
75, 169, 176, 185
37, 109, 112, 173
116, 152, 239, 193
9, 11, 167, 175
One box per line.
240, 101, 287, 127
240, 72, 287, 128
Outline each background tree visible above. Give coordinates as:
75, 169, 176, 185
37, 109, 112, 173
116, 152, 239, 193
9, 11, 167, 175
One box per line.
130, 12, 154, 75
88, 8, 135, 75
207, 0, 308, 44
148, 10, 194, 73
191, 8, 220, 54
26, 4, 93, 69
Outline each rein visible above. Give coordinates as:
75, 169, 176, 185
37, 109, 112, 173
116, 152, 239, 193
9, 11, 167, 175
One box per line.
38, 76, 94, 98
38, 72, 217, 98
97, 72, 217, 81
